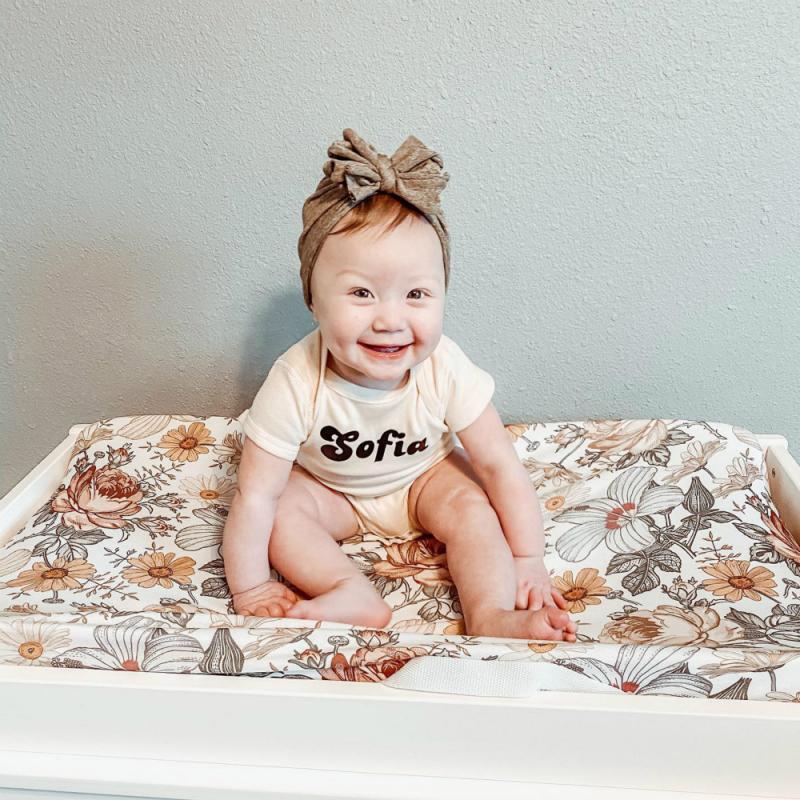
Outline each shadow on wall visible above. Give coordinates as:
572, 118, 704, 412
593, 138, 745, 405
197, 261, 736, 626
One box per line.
235, 287, 315, 414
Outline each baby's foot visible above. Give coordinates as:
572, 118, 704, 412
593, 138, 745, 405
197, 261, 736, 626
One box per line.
468, 606, 578, 642
232, 580, 299, 617
285, 575, 393, 628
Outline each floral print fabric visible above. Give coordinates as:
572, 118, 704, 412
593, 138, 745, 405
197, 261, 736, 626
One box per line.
1, 415, 800, 703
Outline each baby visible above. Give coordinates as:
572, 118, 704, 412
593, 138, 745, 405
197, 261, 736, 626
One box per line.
221, 128, 577, 642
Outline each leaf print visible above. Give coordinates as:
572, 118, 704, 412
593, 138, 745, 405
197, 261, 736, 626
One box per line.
175, 507, 225, 551
766, 621, 800, 647
732, 427, 762, 450
749, 541, 784, 564
641, 446, 670, 467
649, 548, 681, 573
199, 558, 227, 577
606, 552, 645, 574
622, 563, 660, 595
201, 576, 230, 599
117, 415, 175, 440
0, 550, 31, 578
734, 522, 769, 541
721, 610, 766, 640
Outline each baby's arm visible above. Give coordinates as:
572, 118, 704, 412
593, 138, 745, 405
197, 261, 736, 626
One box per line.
457, 403, 569, 611
221, 436, 295, 614
457, 403, 545, 556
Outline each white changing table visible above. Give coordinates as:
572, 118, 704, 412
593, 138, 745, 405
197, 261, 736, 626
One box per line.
0, 430, 799, 800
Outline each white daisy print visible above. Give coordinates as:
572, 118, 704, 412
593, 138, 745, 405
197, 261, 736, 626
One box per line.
179, 475, 237, 506
0, 619, 71, 666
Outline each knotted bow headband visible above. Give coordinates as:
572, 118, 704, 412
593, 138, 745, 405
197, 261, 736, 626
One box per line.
298, 128, 451, 310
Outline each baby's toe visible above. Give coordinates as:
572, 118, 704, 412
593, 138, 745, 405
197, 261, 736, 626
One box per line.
545, 607, 571, 629
271, 598, 297, 616
285, 601, 310, 619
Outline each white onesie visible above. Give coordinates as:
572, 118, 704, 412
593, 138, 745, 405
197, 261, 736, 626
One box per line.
239, 328, 495, 538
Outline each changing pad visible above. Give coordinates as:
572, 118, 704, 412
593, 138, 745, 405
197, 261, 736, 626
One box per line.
2, 415, 800, 702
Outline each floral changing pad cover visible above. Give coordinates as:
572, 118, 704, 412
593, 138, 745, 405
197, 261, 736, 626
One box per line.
2, 415, 800, 703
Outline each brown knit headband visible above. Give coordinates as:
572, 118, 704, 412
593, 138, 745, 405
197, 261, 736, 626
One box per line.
298, 128, 451, 310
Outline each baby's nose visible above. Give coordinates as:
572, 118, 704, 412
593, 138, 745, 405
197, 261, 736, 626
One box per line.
373, 306, 405, 330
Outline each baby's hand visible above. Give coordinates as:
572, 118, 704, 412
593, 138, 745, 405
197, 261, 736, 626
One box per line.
232, 580, 299, 617
513, 555, 569, 612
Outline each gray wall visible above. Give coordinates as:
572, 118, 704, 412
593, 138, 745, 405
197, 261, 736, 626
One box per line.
2, 0, 799, 496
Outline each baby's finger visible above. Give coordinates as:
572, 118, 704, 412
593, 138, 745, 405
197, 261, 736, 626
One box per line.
552, 591, 570, 610
542, 591, 557, 608
515, 586, 530, 609
282, 585, 299, 602
528, 586, 544, 611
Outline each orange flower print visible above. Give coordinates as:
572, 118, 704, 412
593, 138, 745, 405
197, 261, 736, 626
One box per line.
215, 432, 244, 476
552, 568, 611, 613
504, 423, 530, 442
521, 458, 584, 489
317, 645, 430, 682
390, 619, 465, 635
598, 604, 744, 647
6, 557, 96, 592
123, 551, 196, 589
582, 419, 670, 458
701, 560, 778, 602
157, 422, 215, 463
51, 464, 143, 531
373, 537, 451, 587
745, 495, 800, 565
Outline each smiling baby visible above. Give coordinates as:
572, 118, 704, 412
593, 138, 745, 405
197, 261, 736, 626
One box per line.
221, 128, 576, 642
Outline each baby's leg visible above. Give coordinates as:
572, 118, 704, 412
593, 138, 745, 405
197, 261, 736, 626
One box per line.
445, 514, 573, 640
268, 506, 392, 628
411, 453, 577, 641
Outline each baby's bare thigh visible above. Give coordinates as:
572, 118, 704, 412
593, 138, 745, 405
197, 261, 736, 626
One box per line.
275, 464, 360, 542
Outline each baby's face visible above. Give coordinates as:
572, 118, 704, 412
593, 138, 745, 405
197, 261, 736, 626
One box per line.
310, 216, 445, 390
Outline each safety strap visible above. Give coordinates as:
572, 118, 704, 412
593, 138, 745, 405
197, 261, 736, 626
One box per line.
381, 656, 621, 698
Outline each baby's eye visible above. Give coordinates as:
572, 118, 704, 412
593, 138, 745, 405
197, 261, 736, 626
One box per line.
351, 288, 372, 299
408, 289, 425, 300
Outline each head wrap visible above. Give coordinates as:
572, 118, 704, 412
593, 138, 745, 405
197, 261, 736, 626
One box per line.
298, 128, 450, 310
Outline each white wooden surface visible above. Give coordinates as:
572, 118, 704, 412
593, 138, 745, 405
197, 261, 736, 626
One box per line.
1, 428, 799, 800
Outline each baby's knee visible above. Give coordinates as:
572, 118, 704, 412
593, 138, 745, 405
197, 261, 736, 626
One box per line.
448, 487, 500, 530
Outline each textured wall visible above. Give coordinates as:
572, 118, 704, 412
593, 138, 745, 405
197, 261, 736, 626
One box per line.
2, 0, 799, 495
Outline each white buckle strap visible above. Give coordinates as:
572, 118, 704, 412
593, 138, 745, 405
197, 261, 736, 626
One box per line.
381, 656, 622, 697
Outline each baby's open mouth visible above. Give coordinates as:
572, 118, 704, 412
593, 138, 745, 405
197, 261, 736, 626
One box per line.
359, 343, 411, 354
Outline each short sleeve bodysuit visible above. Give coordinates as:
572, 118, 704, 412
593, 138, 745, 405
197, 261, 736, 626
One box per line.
239, 328, 495, 497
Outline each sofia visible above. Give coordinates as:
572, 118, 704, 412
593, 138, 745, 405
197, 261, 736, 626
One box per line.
319, 425, 429, 462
